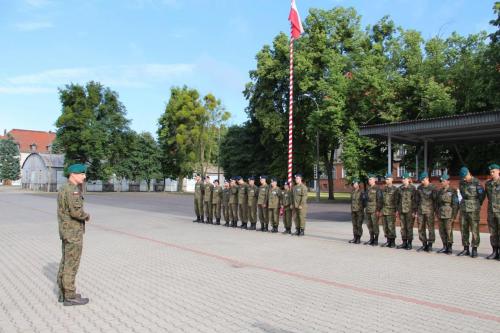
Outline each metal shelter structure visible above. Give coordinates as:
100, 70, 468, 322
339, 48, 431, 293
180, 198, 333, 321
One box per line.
359, 110, 500, 175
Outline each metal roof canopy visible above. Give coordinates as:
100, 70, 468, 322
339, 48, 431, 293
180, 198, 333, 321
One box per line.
358, 110, 500, 176
359, 110, 500, 144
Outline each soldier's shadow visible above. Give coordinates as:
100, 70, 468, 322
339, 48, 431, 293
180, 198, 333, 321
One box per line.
42, 262, 59, 297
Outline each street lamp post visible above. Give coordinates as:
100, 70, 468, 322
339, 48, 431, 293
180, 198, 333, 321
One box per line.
303, 93, 320, 203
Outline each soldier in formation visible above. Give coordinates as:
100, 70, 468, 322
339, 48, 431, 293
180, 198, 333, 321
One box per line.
192, 174, 204, 223
415, 172, 437, 252
364, 174, 382, 245
381, 173, 397, 248
485, 164, 500, 260
436, 173, 459, 254
349, 178, 365, 244
396, 173, 416, 250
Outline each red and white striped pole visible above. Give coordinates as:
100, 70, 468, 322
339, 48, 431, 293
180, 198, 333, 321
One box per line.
287, 36, 294, 186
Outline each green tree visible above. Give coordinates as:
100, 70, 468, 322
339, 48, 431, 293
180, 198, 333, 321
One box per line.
54, 81, 131, 180
0, 135, 20, 183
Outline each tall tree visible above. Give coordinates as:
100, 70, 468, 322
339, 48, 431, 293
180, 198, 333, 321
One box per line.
54, 81, 131, 180
0, 135, 20, 184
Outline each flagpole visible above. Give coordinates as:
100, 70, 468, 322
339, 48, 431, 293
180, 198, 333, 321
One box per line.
288, 35, 294, 186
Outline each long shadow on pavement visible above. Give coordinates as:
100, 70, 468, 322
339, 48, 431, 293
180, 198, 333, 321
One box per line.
42, 262, 59, 297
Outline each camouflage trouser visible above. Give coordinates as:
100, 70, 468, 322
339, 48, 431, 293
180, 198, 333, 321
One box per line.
203, 201, 212, 221
294, 208, 306, 230
399, 213, 414, 241
238, 204, 248, 223
487, 211, 500, 248
247, 204, 257, 224
230, 204, 239, 221
351, 211, 364, 237
366, 212, 380, 236
269, 208, 279, 227
194, 198, 203, 218
438, 218, 454, 245
222, 205, 230, 223
283, 207, 293, 229
382, 214, 396, 239
57, 238, 83, 299
460, 211, 480, 247
212, 202, 221, 220
418, 213, 436, 243
258, 205, 269, 225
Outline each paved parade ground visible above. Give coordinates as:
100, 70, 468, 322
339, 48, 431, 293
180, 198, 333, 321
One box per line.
1, 187, 500, 333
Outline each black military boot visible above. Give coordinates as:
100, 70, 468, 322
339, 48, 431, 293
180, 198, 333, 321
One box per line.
437, 243, 447, 253
223, 221, 229, 227
406, 240, 413, 250
208, 219, 213, 224
260, 223, 265, 231
58, 293, 81, 303
271, 225, 278, 233
349, 236, 357, 243
486, 247, 498, 259
264, 223, 269, 232
446, 243, 452, 255
241, 222, 248, 229
294, 228, 300, 236
372, 234, 379, 246
193, 216, 200, 223
471, 247, 478, 258
381, 238, 390, 247
354, 236, 361, 244
282, 227, 291, 234
416, 242, 428, 252
426, 242, 433, 252
388, 238, 396, 248
63, 296, 89, 306
200, 216, 205, 223
496, 247, 500, 260
214, 218, 220, 225
299, 228, 305, 236
457, 246, 470, 256
249, 223, 256, 230
396, 240, 407, 249
364, 234, 373, 245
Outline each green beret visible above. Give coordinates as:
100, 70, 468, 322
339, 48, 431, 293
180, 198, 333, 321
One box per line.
459, 167, 469, 179
419, 171, 429, 181
402, 172, 411, 179
67, 163, 87, 174
488, 164, 500, 171
440, 173, 450, 182
384, 172, 393, 179
351, 177, 360, 184
367, 173, 377, 179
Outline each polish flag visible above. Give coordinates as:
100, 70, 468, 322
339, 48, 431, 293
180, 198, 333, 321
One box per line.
288, 0, 304, 39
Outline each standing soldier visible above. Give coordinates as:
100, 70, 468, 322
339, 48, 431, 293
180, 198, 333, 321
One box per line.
457, 167, 485, 258
247, 176, 258, 230
212, 179, 223, 225
57, 164, 90, 306
257, 175, 269, 232
203, 176, 214, 224
282, 182, 293, 234
292, 173, 308, 236
349, 178, 365, 244
436, 173, 459, 254
268, 178, 282, 233
222, 180, 231, 227
415, 172, 437, 252
193, 174, 204, 223
364, 174, 382, 245
381, 173, 397, 248
485, 163, 500, 260
229, 178, 239, 227
237, 176, 249, 229
396, 173, 416, 250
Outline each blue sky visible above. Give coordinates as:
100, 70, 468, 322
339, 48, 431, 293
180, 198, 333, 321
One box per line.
0, 0, 497, 135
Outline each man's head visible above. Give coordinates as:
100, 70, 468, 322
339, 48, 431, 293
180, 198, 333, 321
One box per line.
260, 175, 267, 185
67, 164, 87, 185
204, 176, 211, 184
195, 174, 201, 182
230, 178, 236, 187
402, 172, 410, 186
351, 178, 360, 190
459, 166, 472, 182
284, 182, 290, 190
384, 173, 393, 186
213, 179, 219, 186
489, 164, 500, 180
224, 180, 229, 188
439, 173, 450, 187
294, 173, 303, 185
367, 174, 376, 186
248, 176, 255, 186
236, 176, 244, 185
271, 177, 277, 187
419, 171, 430, 186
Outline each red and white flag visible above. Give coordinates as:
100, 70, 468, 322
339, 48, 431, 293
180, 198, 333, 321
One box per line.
288, 0, 304, 39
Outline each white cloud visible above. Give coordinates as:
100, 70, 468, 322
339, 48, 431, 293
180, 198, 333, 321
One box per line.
0, 63, 196, 95
15, 21, 53, 31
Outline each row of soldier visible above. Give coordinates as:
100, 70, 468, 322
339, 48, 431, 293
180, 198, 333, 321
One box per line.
193, 174, 308, 235
350, 164, 500, 260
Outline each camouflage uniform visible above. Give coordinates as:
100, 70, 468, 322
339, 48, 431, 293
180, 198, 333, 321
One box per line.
415, 184, 437, 247
194, 180, 204, 221
282, 188, 293, 233
57, 182, 89, 301
459, 178, 485, 248
292, 183, 308, 235
238, 182, 249, 227
203, 182, 214, 223
396, 184, 416, 248
257, 183, 269, 231
222, 187, 231, 226
485, 177, 500, 259
365, 185, 382, 244
211, 184, 223, 224
247, 184, 258, 229
229, 184, 239, 227
268, 186, 282, 231
382, 185, 398, 246
350, 188, 365, 241
436, 185, 459, 250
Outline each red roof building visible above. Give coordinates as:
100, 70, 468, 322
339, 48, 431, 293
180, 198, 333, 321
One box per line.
2, 129, 56, 153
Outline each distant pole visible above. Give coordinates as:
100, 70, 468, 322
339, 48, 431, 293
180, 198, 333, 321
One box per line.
217, 126, 221, 182
287, 36, 294, 185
